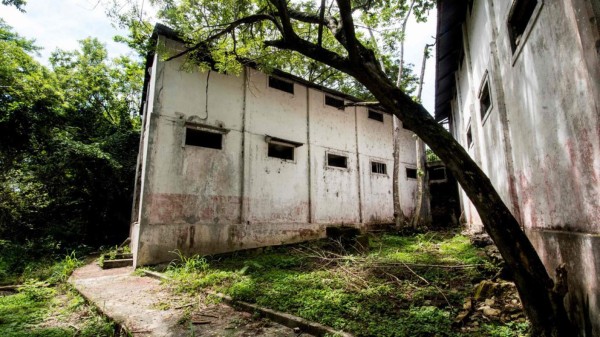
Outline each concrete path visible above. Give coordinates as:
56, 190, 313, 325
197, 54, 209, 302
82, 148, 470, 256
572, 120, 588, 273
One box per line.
69, 263, 305, 337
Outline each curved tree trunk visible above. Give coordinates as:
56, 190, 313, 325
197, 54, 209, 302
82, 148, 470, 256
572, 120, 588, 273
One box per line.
278, 34, 571, 334
351, 61, 572, 336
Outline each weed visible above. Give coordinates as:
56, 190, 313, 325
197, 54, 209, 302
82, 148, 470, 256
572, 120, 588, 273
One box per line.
165, 232, 525, 337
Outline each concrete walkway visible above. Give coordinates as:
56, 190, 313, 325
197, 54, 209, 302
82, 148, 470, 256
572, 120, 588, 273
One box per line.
69, 263, 304, 336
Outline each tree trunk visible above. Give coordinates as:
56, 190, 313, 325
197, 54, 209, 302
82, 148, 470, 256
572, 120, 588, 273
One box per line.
411, 42, 433, 228
392, 1, 415, 229
351, 60, 572, 336
411, 138, 431, 227
392, 116, 406, 228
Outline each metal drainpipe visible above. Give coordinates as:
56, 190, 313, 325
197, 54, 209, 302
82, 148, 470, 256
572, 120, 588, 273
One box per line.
306, 88, 313, 223
354, 105, 363, 224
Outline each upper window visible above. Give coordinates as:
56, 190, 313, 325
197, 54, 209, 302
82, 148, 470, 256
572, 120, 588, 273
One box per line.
325, 95, 345, 109
327, 153, 348, 168
371, 161, 387, 175
368, 110, 384, 122
429, 167, 447, 181
268, 76, 294, 94
479, 75, 492, 121
268, 143, 294, 160
185, 128, 222, 149
466, 125, 473, 148
508, 0, 539, 53
265, 136, 303, 161
406, 168, 417, 180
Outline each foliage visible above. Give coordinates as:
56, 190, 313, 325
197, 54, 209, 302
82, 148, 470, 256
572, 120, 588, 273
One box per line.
109, 0, 433, 99
0, 254, 117, 337
0, 21, 142, 251
426, 148, 441, 162
165, 232, 522, 337
1, 0, 26, 12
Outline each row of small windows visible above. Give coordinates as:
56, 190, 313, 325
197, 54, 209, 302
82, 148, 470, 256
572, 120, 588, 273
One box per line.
185, 127, 420, 177
268, 76, 386, 123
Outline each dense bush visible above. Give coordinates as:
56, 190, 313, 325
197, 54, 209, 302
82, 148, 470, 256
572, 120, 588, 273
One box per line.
0, 19, 142, 252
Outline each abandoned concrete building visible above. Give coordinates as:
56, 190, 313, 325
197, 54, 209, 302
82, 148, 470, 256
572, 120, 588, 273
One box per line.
129, 25, 418, 267
436, 1, 600, 335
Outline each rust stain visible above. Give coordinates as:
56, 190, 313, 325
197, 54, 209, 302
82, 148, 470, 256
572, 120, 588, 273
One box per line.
147, 193, 241, 224
188, 225, 195, 248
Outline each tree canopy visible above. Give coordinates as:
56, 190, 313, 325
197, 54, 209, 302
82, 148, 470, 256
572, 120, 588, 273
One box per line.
0, 19, 142, 253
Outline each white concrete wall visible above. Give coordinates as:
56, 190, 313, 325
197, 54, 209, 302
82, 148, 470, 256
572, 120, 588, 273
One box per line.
245, 70, 310, 223
132, 36, 418, 266
448, 1, 600, 334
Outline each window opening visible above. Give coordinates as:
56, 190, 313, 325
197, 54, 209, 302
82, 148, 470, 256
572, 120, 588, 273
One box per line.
268, 76, 294, 94
185, 128, 222, 149
368, 109, 384, 122
508, 0, 538, 52
429, 167, 447, 181
480, 80, 491, 120
371, 162, 387, 174
466, 126, 473, 148
406, 168, 417, 179
268, 142, 294, 160
327, 153, 348, 168
325, 95, 345, 109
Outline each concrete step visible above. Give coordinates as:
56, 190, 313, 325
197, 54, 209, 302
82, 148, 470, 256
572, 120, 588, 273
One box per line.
101, 258, 133, 269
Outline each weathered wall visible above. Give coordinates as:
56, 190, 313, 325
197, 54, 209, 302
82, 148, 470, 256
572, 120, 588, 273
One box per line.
448, 1, 600, 334
132, 36, 418, 267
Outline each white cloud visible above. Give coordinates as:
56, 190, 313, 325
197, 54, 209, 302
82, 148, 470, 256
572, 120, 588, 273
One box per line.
1, 0, 133, 64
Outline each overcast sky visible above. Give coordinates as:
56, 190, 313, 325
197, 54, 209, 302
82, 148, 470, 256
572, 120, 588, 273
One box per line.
1, 0, 437, 112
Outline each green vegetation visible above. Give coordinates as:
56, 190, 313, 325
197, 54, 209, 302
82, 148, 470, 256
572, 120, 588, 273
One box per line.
0, 19, 142, 255
165, 232, 528, 337
0, 254, 119, 337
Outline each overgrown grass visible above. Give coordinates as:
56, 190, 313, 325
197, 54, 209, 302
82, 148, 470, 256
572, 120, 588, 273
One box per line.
164, 231, 528, 337
0, 251, 118, 336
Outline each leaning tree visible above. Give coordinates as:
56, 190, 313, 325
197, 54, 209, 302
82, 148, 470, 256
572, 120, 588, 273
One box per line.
114, 0, 573, 335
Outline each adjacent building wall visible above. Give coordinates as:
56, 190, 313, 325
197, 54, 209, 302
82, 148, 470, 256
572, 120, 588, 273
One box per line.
442, 1, 600, 335
131, 35, 418, 267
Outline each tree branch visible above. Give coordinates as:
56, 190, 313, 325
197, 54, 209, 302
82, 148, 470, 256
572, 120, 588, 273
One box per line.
164, 14, 276, 62
335, 0, 360, 61
317, 0, 326, 46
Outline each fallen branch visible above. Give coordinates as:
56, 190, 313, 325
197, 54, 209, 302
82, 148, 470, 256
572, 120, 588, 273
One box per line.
0, 285, 20, 291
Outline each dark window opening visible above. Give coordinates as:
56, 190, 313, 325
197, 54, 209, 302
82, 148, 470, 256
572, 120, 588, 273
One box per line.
268, 143, 294, 160
325, 95, 345, 109
186, 128, 222, 149
406, 168, 417, 179
371, 162, 387, 174
480, 81, 491, 120
327, 153, 348, 168
466, 126, 473, 148
268, 76, 294, 94
429, 167, 447, 181
368, 109, 384, 122
508, 0, 538, 52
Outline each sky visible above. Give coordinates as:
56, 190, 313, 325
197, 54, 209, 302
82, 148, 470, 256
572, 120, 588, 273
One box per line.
0, 0, 437, 112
